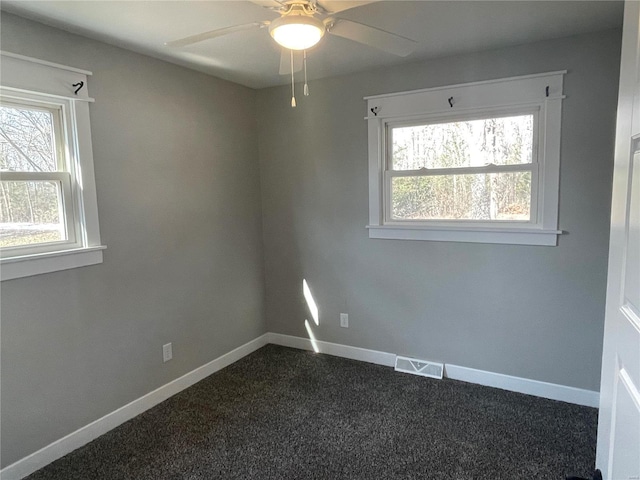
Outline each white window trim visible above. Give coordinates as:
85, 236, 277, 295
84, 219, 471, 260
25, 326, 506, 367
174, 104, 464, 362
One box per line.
0, 51, 105, 280
365, 71, 566, 246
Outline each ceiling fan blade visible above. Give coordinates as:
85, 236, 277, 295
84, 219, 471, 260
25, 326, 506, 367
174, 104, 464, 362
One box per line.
327, 18, 417, 57
250, 0, 287, 9
315, 1, 378, 14
279, 50, 304, 75
165, 22, 268, 48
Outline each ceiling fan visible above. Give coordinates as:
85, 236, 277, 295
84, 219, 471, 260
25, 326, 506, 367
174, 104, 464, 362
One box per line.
165, 0, 417, 106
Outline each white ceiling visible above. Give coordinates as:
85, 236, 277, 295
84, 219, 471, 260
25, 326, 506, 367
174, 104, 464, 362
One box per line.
1, 1, 623, 89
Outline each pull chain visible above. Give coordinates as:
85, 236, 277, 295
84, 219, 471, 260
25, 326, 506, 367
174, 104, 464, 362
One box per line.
303, 50, 309, 96
290, 50, 296, 108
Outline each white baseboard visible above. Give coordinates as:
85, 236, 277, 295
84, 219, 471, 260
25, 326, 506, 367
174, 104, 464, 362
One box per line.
1, 332, 600, 480
0, 334, 269, 480
444, 364, 600, 408
268, 333, 599, 408
266, 332, 396, 367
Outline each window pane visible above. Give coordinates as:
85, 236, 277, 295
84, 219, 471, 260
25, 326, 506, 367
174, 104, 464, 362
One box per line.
391, 172, 531, 221
0, 181, 66, 247
391, 114, 534, 170
0, 104, 58, 172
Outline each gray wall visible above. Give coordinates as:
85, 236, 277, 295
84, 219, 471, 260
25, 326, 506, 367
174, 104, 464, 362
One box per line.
0, 13, 266, 467
257, 29, 621, 392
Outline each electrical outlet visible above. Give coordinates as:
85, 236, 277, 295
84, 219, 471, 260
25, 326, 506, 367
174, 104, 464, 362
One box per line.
340, 313, 349, 328
163, 343, 173, 363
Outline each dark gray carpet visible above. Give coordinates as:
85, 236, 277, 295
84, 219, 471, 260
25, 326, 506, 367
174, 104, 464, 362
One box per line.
25, 345, 597, 479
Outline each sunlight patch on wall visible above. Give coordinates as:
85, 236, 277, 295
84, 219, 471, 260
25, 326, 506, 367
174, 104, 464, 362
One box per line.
303, 279, 319, 325
304, 319, 320, 353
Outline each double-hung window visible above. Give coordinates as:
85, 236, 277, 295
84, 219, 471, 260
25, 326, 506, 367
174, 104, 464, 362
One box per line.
1, 99, 77, 252
0, 52, 104, 280
366, 72, 565, 246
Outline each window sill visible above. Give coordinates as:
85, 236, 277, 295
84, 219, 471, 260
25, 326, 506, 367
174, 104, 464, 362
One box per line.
1, 245, 106, 281
366, 225, 562, 246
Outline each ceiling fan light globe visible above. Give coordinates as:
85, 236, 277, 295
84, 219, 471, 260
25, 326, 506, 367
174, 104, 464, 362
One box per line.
269, 15, 325, 50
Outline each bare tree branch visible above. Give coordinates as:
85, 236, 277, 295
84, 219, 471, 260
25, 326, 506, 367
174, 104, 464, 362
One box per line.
0, 126, 44, 172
